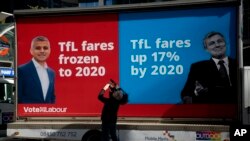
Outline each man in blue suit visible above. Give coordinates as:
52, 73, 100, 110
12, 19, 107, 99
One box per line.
18, 36, 56, 104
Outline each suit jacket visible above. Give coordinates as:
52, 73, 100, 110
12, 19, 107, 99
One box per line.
181, 58, 237, 104
18, 61, 56, 104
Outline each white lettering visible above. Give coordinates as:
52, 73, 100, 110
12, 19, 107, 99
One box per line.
234, 129, 247, 136
81, 40, 114, 51
155, 38, 191, 48
58, 54, 99, 64
23, 107, 68, 113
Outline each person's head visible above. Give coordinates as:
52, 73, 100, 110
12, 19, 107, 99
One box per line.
30, 36, 51, 66
203, 32, 227, 59
112, 89, 124, 100
108, 87, 123, 100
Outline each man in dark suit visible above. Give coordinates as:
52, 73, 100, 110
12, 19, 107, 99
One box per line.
18, 36, 56, 104
181, 31, 237, 104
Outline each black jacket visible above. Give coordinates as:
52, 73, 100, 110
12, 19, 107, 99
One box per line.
98, 89, 128, 123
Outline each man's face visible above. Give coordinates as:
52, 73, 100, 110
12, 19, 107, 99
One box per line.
30, 41, 51, 63
205, 34, 226, 59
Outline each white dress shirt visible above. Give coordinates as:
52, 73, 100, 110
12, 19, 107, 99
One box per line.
32, 58, 50, 100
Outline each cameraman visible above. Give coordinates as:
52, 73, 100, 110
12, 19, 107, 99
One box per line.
98, 80, 128, 141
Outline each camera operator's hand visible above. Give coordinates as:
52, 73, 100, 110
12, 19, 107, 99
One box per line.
103, 83, 110, 91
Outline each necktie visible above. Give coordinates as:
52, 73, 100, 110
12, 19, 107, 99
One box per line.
218, 60, 230, 86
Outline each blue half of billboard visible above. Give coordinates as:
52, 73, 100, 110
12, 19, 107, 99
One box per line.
119, 7, 237, 104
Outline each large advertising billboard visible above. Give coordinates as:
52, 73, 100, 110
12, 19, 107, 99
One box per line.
16, 6, 237, 118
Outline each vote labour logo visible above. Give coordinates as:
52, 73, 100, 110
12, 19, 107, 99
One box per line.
230, 124, 250, 141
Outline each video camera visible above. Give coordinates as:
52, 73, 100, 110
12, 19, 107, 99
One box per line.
109, 79, 120, 91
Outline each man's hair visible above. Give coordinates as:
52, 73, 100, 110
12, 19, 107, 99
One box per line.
203, 31, 225, 49
31, 36, 50, 49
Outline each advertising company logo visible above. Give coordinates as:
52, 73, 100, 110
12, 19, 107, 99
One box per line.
196, 131, 221, 140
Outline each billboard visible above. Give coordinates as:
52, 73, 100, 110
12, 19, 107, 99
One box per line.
16, 6, 237, 118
